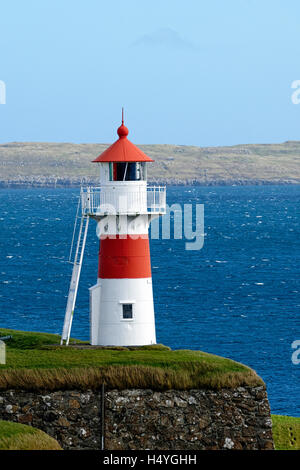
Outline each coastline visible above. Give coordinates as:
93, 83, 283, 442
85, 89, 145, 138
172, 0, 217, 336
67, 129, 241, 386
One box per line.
1, 140, 300, 188
1, 179, 299, 189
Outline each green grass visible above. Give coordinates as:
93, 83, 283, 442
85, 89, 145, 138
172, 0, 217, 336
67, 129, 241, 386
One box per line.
0, 420, 62, 450
0, 329, 85, 350
0, 328, 263, 391
272, 415, 300, 450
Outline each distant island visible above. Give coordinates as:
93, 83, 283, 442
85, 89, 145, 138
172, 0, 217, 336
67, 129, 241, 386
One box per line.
0, 140, 300, 187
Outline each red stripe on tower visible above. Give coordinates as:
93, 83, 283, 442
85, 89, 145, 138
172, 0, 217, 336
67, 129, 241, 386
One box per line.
98, 235, 152, 279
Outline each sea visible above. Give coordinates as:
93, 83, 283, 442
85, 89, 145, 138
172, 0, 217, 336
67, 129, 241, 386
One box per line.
0, 185, 299, 417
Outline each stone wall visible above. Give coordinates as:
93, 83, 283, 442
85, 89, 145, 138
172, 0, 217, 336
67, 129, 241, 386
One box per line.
0, 386, 274, 450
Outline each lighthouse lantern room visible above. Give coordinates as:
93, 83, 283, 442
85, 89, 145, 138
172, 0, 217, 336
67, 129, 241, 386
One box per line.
61, 112, 166, 346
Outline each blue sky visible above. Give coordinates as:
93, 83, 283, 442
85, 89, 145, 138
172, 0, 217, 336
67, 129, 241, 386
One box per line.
1, 0, 300, 146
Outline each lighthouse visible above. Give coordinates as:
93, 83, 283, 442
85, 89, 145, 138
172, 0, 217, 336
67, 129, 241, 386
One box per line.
61, 112, 166, 346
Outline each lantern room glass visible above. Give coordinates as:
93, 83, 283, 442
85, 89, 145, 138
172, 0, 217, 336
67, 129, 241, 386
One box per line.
109, 162, 146, 181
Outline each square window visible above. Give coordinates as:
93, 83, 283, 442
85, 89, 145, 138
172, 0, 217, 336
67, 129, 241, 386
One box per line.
122, 304, 133, 319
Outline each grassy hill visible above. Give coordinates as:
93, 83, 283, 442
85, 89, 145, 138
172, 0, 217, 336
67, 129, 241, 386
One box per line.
0, 420, 62, 450
272, 415, 300, 450
0, 140, 300, 186
0, 328, 263, 391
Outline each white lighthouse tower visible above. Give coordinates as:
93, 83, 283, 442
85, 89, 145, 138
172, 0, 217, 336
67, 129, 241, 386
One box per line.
61, 112, 166, 346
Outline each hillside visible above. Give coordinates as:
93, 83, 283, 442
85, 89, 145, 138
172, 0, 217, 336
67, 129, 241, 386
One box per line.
0, 420, 62, 450
0, 140, 300, 187
0, 329, 263, 391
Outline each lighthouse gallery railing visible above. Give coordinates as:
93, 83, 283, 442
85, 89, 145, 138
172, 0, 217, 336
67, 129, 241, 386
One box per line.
81, 185, 166, 215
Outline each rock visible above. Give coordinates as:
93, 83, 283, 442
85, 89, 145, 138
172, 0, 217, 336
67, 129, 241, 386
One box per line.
79, 428, 88, 438
18, 413, 33, 424
174, 396, 187, 407
22, 404, 31, 413
223, 437, 235, 449
80, 393, 91, 404
5, 405, 13, 413
57, 417, 70, 427
69, 399, 80, 409
188, 396, 197, 405
5, 404, 18, 413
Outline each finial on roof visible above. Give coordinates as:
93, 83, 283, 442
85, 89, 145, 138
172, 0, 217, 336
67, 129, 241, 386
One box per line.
117, 107, 129, 138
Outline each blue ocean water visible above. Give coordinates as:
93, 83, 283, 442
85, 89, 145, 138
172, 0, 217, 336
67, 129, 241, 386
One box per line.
0, 185, 299, 416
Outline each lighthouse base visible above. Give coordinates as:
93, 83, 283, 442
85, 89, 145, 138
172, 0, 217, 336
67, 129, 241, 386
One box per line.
89, 278, 156, 346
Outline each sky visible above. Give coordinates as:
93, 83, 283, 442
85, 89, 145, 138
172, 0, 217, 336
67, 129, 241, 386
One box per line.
1, 0, 300, 146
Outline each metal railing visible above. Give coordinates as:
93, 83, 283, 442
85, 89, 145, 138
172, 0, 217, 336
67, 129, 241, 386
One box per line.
81, 185, 166, 215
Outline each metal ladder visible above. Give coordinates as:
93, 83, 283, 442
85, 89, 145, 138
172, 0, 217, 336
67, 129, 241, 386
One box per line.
61, 204, 89, 345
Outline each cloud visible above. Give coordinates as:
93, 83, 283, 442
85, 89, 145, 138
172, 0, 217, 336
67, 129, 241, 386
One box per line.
131, 27, 199, 52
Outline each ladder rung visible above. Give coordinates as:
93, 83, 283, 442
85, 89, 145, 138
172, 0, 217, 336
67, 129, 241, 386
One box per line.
61, 212, 89, 345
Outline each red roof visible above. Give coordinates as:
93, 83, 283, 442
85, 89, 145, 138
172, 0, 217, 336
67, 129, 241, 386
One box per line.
92, 121, 154, 163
